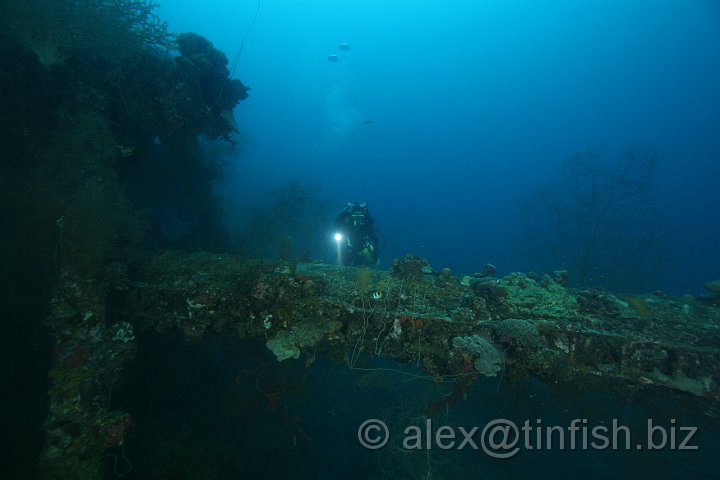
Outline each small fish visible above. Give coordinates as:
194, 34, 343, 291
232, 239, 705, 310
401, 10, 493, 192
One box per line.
338, 43, 350, 51
328, 54, 339, 62
362, 120, 375, 126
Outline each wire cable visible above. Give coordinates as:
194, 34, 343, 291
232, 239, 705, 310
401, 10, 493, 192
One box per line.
229, 0, 261, 79
212, 0, 261, 110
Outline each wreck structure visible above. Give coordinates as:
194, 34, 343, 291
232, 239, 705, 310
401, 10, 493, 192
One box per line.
44, 250, 720, 476
2, 2, 718, 478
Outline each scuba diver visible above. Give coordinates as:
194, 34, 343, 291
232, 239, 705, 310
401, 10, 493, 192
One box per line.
333, 202, 381, 266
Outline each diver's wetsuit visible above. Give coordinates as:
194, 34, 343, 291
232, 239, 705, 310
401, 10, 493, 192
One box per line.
334, 203, 379, 266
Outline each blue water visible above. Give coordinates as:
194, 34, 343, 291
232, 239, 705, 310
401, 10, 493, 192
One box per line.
159, 0, 720, 293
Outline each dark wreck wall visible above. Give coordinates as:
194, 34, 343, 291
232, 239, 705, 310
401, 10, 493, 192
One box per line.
0, 1, 248, 477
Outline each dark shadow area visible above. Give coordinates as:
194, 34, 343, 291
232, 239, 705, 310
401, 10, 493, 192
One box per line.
111, 334, 720, 479
112, 334, 372, 479
0, 273, 52, 479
